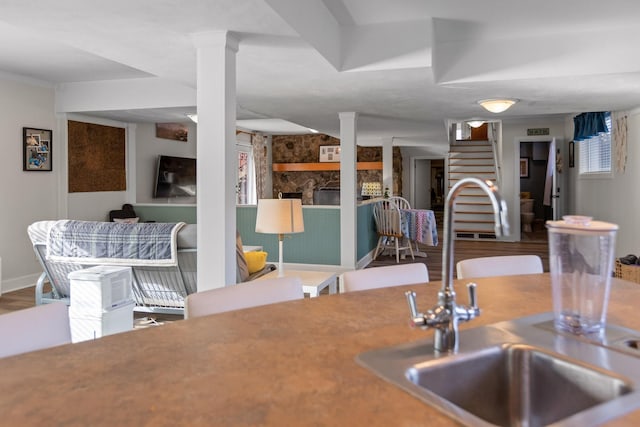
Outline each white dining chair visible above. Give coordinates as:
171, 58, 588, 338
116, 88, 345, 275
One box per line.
342, 263, 429, 293
184, 276, 304, 319
372, 200, 414, 263
387, 196, 421, 253
456, 255, 543, 279
0, 302, 71, 358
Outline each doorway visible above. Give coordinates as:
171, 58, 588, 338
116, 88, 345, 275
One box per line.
412, 158, 444, 212
518, 138, 560, 241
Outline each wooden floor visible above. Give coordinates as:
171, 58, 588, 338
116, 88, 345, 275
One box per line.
367, 225, 549, 283
0, 227, 548, 314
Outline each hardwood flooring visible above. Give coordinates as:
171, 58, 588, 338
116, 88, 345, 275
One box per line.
0, 226, 549, 314
367, 221, 549, 283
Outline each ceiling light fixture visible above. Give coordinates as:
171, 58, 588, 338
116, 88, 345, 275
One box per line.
478, 99, 518, 114
467, 120, 485, 128
187, 114, 198, 123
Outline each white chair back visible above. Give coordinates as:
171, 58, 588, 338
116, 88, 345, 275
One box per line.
456, 255, 543, 279
185, 276, 304, 318
387, 196, 411, 210
342, 263, 429, 292
0, 302, 71, 358
372, 200, 414, 263
372, 200, 402, 237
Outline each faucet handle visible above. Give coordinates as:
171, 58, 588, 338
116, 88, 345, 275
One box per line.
405, 290, 419, 317
466, 282, 480, 319
467, 282, 478, 309
405, 290, 426, 327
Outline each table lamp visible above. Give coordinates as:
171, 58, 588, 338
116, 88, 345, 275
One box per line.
255, 198, 305, 277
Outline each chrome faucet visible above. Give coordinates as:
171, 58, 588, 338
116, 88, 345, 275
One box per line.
405, 177, 509, 353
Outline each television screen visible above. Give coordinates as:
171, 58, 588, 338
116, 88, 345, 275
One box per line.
153, 155, 197, 198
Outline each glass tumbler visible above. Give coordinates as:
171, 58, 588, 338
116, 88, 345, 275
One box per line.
547, 215, 618, 336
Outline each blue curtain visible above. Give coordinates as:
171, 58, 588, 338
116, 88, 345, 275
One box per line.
573, 112, 610, 141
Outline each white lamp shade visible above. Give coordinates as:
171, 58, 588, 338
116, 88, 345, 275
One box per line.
478, 99, 517, 114
255, 199, 304, 234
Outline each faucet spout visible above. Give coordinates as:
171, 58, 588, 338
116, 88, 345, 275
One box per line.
441, 178, 509, 294
405, 177, 509, 354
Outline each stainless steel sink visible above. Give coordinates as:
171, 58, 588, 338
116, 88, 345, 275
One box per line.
357, 313, 640, 426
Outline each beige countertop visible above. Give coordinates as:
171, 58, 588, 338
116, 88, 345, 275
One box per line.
1, 274, 640, 426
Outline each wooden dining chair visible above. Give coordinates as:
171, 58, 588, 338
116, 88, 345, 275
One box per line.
342, 263, 429, 292
372, 200, 414, 263
456, 255, 543, 279
0, 302, 71, 358
184, 276, 304, 319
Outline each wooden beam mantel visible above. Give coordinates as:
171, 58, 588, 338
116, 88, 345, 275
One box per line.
272, 162, 382, 172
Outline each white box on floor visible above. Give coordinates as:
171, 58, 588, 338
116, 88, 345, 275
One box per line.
69, 301, 135, 343
68, 266, 133, 313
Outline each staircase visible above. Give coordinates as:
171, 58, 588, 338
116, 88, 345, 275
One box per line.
448, 140, 499, 240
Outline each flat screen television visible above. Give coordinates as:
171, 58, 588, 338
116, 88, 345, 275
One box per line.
153, 155, 197, 198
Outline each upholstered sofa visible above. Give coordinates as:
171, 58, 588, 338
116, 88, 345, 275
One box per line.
27, 220, 274, 315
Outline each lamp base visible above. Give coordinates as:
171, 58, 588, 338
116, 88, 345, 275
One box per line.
278, 235, 284, 277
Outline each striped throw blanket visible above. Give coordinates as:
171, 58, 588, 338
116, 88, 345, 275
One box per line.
46, 220, 186, 266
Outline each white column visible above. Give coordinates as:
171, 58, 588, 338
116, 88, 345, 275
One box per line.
339, 112, 358, 269
192, 31, 238, 290
382, 138, 393, 195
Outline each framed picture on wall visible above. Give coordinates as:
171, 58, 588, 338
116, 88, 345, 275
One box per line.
23, 127, 52, 171
319, 145, 341, 162
519, 157, 529, 178
569, 141, 575, 168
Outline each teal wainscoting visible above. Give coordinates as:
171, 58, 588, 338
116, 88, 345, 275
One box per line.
237, 206, 341, 265
357, 202, 378, 260
134, 204, 376, 266
133, 204, 197, 223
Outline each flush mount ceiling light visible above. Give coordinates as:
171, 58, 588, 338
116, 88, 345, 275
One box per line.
478, 99, 518, 114
467, 120, 485, 128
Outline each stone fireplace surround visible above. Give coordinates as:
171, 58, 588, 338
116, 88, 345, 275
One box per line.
271, 134, 402, 205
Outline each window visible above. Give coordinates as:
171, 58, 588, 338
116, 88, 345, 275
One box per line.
236, 137, 257, 205
579, 113, 611, 175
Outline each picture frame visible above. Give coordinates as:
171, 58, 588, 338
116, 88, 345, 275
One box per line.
569, 141, 575, 168
519, 157, 530, 178
319, 145, 341, 162
155, 123, 188, 142
23, 127, 52, 171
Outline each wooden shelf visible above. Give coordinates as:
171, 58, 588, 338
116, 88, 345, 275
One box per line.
272, 162, 382, 172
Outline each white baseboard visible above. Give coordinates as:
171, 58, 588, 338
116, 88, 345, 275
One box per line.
1, 273, 41, 294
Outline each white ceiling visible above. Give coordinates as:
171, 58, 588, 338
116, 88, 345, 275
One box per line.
2, 0, 640, 152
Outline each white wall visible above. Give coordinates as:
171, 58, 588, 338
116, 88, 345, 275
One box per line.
573, 110, 640, 258
135, 122, 197, 204
0, 77, 57, 292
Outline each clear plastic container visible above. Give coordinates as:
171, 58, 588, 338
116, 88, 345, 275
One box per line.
546, 216, 618, 336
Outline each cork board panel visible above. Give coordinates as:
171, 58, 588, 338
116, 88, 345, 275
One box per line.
68, 120, 126, 193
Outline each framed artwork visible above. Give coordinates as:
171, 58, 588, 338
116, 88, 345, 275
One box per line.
319, 145, 341, 162
155, 123, 188, 142
569, 141, 575, 168
23, 127, 52, 171
519, 157, 529, 178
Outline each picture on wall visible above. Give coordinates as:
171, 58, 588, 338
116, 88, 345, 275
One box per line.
319, 145, 341, 162
156, 123, 188, 142
519, 157, 530, 178
23, 127, 52, 171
